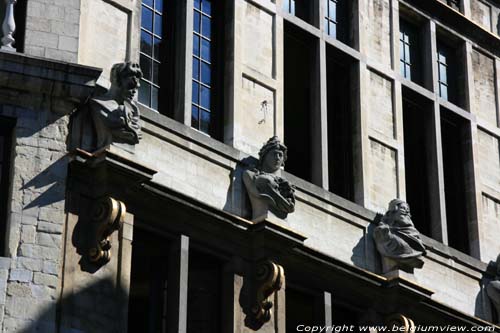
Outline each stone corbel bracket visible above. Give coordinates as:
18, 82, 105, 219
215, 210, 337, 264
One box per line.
385, 314, 415, 333
251, 260, 285, 324
89, 197, 126, 263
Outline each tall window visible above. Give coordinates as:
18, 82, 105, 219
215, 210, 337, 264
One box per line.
0, 117, 15, 256
324, 0, 338, 37
437, 42, 457, 104
284, 0, 313, 24
192, 0, 214, 135
139, 0, 164, 111
284, 0, 296, 14
399, 20, 421, 83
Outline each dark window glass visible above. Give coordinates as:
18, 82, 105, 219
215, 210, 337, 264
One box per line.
437, 42, 458, 104
139, 0, 164, 111
286, 285, 323, 330
0, 117, 15, 258
128, 229, 170, 333
324, 0, 349, 43
187, 251, 222, 332
399, 20, 421, 84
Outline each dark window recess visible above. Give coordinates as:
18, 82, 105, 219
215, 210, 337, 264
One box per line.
324, 0, 349, 44
326, 50, 354, 201
331, 302, 361, 326
187, 250, 222, 333
441, 111, 470, 253
286, 285, 324, 331
284, 23, 314, 182
437, 42, 458, 105
128, 228, 170, 333
402, 97, 433, 237
284, 0, 313, 24
0, 118, 15, 256
447, 0, 460, 11
399, 19, 422, 85
191, 0, 224, 139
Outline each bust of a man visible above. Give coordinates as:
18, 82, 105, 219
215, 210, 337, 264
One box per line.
243, 137, 295, 222
89, 62, 143, 149
373, 199, 426, 273
487, 254, 500, 324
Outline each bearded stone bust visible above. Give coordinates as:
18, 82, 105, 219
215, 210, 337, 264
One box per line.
89, 62, 143, 149
243, 137, 295, 222
374, 199, 426, 273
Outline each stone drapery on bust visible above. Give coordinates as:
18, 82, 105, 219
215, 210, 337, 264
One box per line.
373, 199, 426, 273
243, 136, 296, 222
89, 62, 143, 149
487, 254, 500, 324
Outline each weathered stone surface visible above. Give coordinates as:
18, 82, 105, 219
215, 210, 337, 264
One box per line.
368, 139, 398, 212
9, 269, 33, 283
472, 50, 497, 125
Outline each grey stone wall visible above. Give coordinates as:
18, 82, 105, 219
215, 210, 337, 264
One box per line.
24, 0, 80, 62
472, 49, 497, 126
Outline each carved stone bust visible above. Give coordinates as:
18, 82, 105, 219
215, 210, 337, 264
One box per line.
373, 199, 426, 273
89, 62, 143, 149
487, 254, 500, 324
243, 136, 295, 222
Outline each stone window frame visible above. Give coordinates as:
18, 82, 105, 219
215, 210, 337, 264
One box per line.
399, 19, 420, 83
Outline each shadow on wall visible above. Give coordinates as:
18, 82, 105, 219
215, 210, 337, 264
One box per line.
350, 214, 382, 272
222, 156, 256, 219
19, 277, 127, 333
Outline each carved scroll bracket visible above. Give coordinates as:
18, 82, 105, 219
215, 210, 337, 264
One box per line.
251, 260, 284, 324
385, 314, 415, 333
89, 197, 126, 264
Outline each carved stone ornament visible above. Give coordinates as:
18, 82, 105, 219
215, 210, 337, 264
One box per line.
243, 137, 296, 222
251, 260, 284, 324
385, 314, 415, 333
487, 254, 500, 324
89, 197, 126, 263
89, 62, 143, 149
373, 199, 426, 273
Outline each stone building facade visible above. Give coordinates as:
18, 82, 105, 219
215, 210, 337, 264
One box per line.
0, 0, 499, 332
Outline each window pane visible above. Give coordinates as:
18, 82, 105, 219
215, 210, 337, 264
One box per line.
143, 0, 153, 7
201, 38, 211, 62
194, 0, 201, 10
202, 15, 211, 39
202, 0, 212, 15
200, 110, 211, 134
152, 86, 159, 111
440, 83, 448, 100
291, 0, 295, 15
201, 62, 211, 85
200, 85, 211, 109
439, 64, 448, 84
140, 55, 152, 81
329, 21, 336, 38
193, 58, 200, 80
405, 64, 411, 80
153, 37, 161, 60
141, 31, 153, 56
155, 0, 163, 12
399, 41, 405, 62
153, 62, 160, 85
194, 11, 201, 33
142, 7, 153, 32
193, 34, 200, 56
139, 82, 151, 107
192, 81, 199, 104
324, 18, 329, 33
154, 13, 162, 37
192, 105, 200, 129
404, 44, 410, 63
400, 60, 406, 77
329, 0, 336, 19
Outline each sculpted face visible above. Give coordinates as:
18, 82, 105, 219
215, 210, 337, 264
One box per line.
262, 148, 284, 173
119, 73, 140, 101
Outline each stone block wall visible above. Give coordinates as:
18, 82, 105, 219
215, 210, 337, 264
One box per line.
0, 104, 68, 332
472, 49, 497, 126
362, 0, 392, 69
24, 0, 80, 62
471, 0, 493, 32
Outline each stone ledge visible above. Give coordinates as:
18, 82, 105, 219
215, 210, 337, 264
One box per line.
0, 50, 101, 105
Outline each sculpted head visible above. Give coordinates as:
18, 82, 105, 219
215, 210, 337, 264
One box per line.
386, 199, 412, 225
110, 62, 142, 102
258, 137, 288, 173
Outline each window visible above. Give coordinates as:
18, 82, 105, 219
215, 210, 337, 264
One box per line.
437, 42, 458, 105
447, 0, 460, 10
139, 0, 164, 111
191, 0, 224, 138
399, 19, 422, 84
324, 0, 348, 42
284, 0, 313, 24
286, 284, 324, 329
0, 117, 14, 256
